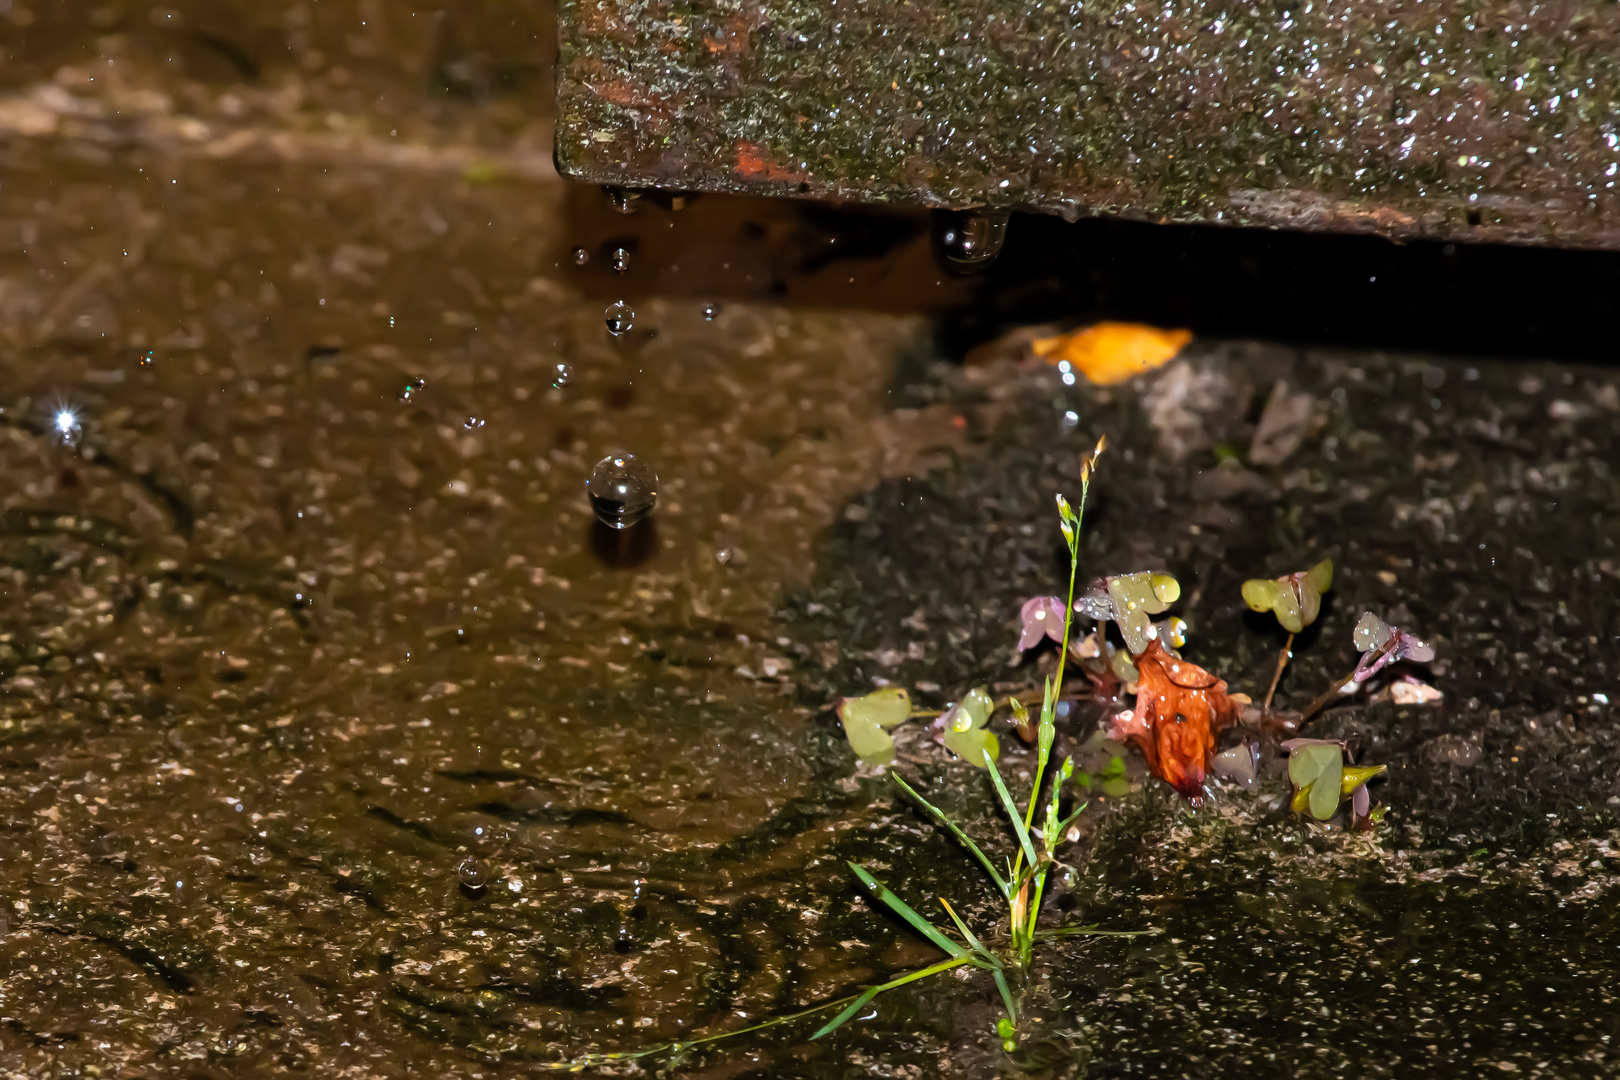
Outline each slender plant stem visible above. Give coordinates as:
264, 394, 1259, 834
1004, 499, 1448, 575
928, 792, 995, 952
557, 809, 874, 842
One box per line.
529, 978, 902, 1069
1296, 638, 1396, 726
905, 688, 1091, 723
1262, 632, 1294, 711
1007, 467, 1093, 958
1021, 870, 1049, 967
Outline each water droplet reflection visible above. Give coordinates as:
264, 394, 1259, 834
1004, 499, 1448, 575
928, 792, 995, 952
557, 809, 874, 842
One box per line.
571, 246, 589, 266
931, 209, 1010, 274
605, 186, 643, 214
399, 376, 426, 403
701, 301, 721, 321
603, 301, 635, 337
587, 453, 658, 529
551, 362, 572, 389
52, 407, 81, 445
610, 247, 630, 273
463, 416, 485, 430
457, 857, 490, 890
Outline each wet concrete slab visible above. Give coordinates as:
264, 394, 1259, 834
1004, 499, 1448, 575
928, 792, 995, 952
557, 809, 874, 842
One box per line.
557, 0, 1620, 248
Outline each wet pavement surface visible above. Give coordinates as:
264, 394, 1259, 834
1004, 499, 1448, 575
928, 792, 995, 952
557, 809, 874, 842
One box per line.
1, 4, 1619, 1078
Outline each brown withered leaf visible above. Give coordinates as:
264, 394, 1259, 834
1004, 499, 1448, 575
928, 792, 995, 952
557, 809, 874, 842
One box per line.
1108, 638, 1240, 803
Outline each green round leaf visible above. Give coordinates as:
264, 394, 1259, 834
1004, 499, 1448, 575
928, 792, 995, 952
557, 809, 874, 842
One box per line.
840, 687, 912, 730
1297, 582, 1322, 628
1288, 742, 1341, 789
1272, 586, 1304, 634
944, 725, 1000, 767
842, 713, 894, 765
1309, 753, 1344, 819
1150, 573, 1181, 604
961, 686, 995, 729
1242, 578, 1282, 612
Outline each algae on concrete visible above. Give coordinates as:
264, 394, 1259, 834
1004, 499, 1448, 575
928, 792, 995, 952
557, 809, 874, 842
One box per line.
558, 0, 1620, 248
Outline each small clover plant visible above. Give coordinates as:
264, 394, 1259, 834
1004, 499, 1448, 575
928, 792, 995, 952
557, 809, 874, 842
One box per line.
1283, 738, 1387, 824
1242, 559, 1333, 634
1242, 558, 1333, 709
942, 685, 1000, 765
817, 435, 1155, 1051
835, 687, 912, 766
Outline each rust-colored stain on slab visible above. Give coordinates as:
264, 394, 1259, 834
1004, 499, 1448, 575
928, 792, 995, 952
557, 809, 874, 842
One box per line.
557, 0, 1620, 249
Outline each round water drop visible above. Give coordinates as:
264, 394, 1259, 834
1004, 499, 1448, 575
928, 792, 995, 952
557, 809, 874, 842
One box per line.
603, 301, 635, 337
551, 362, 572, 389
463, 415, 485, 430
571, 246, 589, 266
587, 453, 658, 529
609, 247, 630, 273
701, 301, 721, 321
399, 375, 426, 402
456, 857, 490, 890
931, 209, 1010, 274
714, 546, 733, 566
605, 186, 643, 214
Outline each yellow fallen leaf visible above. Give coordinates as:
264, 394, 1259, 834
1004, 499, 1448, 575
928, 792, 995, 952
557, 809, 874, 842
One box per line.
1030, 322, 1192, 385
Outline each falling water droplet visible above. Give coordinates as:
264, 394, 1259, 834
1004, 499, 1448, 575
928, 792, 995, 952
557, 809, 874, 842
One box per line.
609, 247, 630, 273
463, 415, 485, 430
931, 209, 1010, 274
587, 453, 658, 529
715, 546, 733, 566
605, 186, 643, 214
457, 857, 490, 890
399, 375, 426, 402
551, 362, 572, 389
603, 301, 635, 337
137, 350, 155, 367
571, 246, 589, 266
701, 301, 721, 321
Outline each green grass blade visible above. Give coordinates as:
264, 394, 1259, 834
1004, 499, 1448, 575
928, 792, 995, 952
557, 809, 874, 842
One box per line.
1054, 802, 1088, 838
937, 897, 998, 967
848, 863, 966, 960
992, 967, 1018, 1023
891, 773, 1010, 899
810, 957, 971, 1039
983, 752, 1039, 869
810, 985, 883, 1040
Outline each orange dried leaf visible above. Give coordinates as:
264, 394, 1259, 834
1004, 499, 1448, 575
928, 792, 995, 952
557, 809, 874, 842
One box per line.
1107, 638, 1240, 803
1030, 322, 1192, 385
